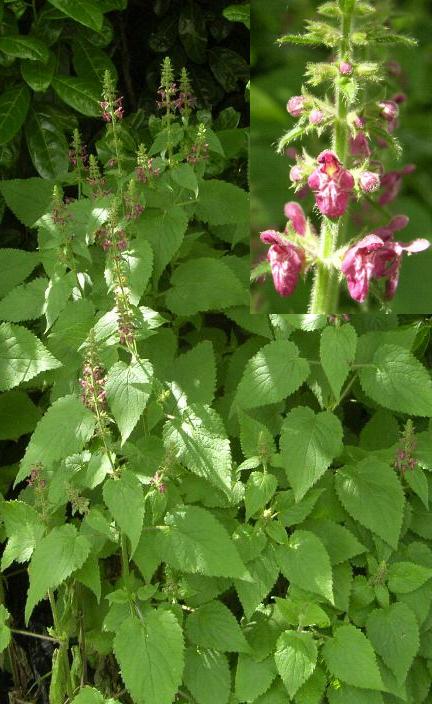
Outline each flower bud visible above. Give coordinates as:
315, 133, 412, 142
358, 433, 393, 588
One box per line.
339, 61, 353, 75
290, 165, 303, 182
309, 109, 324, 125
287, 96, 305, 117
393, 92, 407, 104
379, 100, 399, 122
359, 171, 380, 193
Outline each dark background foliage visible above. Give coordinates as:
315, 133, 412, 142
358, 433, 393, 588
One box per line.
250, 0, 432, 313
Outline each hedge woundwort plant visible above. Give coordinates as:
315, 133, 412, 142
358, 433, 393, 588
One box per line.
255, 0, 431, 313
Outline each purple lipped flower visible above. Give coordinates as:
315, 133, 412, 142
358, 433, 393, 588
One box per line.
308, 150, 355, 218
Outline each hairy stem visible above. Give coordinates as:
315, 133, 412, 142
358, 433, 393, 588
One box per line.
309, 1, 354, 314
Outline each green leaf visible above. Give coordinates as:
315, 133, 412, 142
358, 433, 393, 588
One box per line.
170, 341, 216, 405
280, 407, 343, 501
25, 524, 90, 623
0, 248, 39, 297
359, 344, 432, 416
0, 85, 31, 145
277, 530, 333, 603
163, 403, 232, 493
114, 610, 184, 704
320, 324, 357, 399
122, 240, 153, 305
235, 654, 276, 701
25, 110, 69, 179
245, 471, 277, 520
166, 257, 246, 315
178, 1, 207, 62
105, 359, 153, 444
295, 667, 327, 704
47, 0, 104, 31
136, 206, 188, 282
235, 544, 279, 618
16, 395, 96, 485
387, 561, 432, 594
184, 648, 230, 704
0, 179, 54, 227
0, 322, 61, 393
301, 519, 366, 566
366, 603, 419, 684
21, 52, 57, 93
194, 180, 249, 225
274, 597, 330, 628
0, 35, 49, 62
171, 163, 198, 196
71, 687, 119, 704
235, 340, 310, 410
327, 685, 384, 704
322, 624, 383, 690
162, 505, 249, 580
72, 36, 117, 83
223, 4, 250, 29
1, 500, 45, 570
0, 605, 11, 653
0, 390, 40, 440
275, 630, 317, 698
335, 458, 405, 549
0, 277, 47, 322
186, 600, 250, 653
43, 272, 75, 330
103, 470, 144, 555
52, 76, 101, 117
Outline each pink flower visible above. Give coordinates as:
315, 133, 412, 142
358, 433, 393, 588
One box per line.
290, 165, 303, 182
350, 132, 371, 157
353, 115, 366, 129
287, 96, 305, 117
359, 171, 380, 193
379, 100, 399, 133
284, 202, 307, 235
309, 109, 324, 125
260, 229, 305, 297
393, 92, 407, 104
379, 164, 416, 205
339, 61, 353, 75
308, 150, 355, 218
342, 216, 430, 302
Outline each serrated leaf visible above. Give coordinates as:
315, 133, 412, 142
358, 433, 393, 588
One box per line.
25, 524, 90, 623
1, 500, 45, 570
0, 322, 61, 392
0, 605, 11, 653
0, 179, 54, 227
0, 390, 40, 440
236, 653, 276, 701
47, 0, 104, 31
163, 403, 232, 493
275, 630, 317, 699
302, 519, 366, 565
103, 470, 144, 555
0, 85, 31, 145
280, 407, 343, 501
0, 278, 47, 322
327, 685, 384, 704
184, 647, 230, 704
114, 610, 184, 704
194, 180, 249, 225
366, 603, 419, 684
359, 344, 432, 416
162, 505, 249, 580
235, 543, 280, 618
245, 471, 277, 520
0, 35, 49, 62
123, 240, 153, 305
135, 206, 188, 282
335, 458, 405, 549
172, 163, 198, 196
186, 600, 250, 653
235, 340, 310, 410
276, 530, 333, 603
25, 110, 69, 179
171, 341, 216, 405
16, 395, 96, 485
320, 324, 357, 398
166, 257, 246, 315
105, 359, 153, 443
322, 624, 383, 690
52, 76, 101, 116
387, 561, 432, 594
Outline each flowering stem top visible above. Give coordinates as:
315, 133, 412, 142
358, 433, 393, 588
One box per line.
256, 0, 429, 313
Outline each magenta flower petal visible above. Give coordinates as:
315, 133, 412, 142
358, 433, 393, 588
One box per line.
308, 151, 354, 218
284, 202, 307, 235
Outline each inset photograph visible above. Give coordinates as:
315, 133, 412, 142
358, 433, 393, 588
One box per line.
251, 0, 432, 313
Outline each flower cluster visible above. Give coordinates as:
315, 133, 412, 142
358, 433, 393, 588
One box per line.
157, 59, 196, 117
135, 144, 161, 184
255, 3, 431, 312
187, 124, 209, 165
149, 471, 167, 494
79, 360, 107, 414
394, 420, 417, 476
